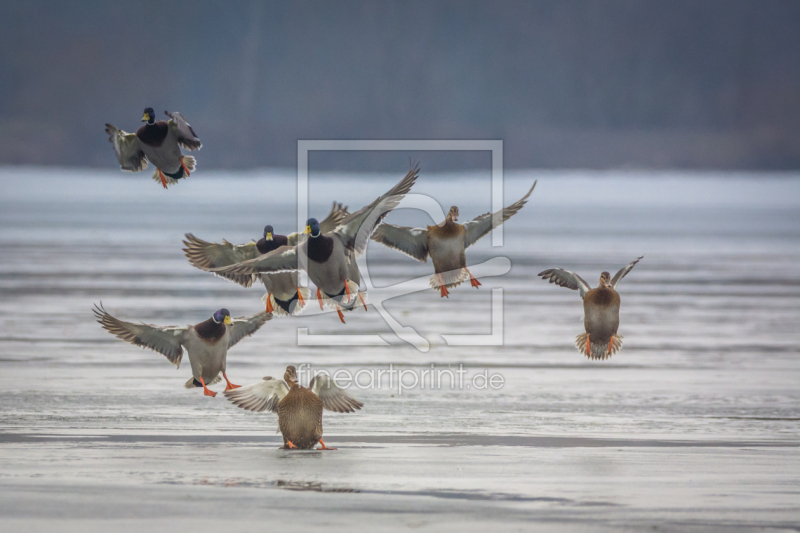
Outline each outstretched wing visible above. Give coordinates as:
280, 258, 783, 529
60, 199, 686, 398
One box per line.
610, 256, 643, 288
310, 373, 364, 413
211, 245, 300, 277
165, 111, 202, 150
182, 234, 261, 288
371, 224, 429, 262
224, 377, 289, 413
334, 163, 419, 256
227, 311, 271, 348
287, 202, 349, 246
538, 268, 592, 298
105, 124, 147, 172
92, 303, 185, 367
463, 181, 536, 249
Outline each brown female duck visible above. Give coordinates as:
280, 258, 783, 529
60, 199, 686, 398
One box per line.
371, 181, 536, 297
538, 257, 642, 359
224, 365, 363, 450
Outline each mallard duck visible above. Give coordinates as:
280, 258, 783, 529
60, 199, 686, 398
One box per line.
538, 256, 643, 360
225, 365, 363, 450
182, 202, 347, 317
371, 181, 536, 297
211, 164, 419, 323
93, 304, 269, 395
105, 108, 202, 189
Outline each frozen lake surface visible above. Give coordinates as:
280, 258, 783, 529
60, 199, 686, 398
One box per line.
1, 167, 799, 531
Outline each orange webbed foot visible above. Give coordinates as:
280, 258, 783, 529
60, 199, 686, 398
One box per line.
223, 372, 240, 391
316, 288, 324, 310
180, 158, 190, 177
285, 441, 297, 449
608, 338, 614, 356
586, 334, 591, 356
296, 288, 305, 306
337, 308, 345, 324
158, 169, 168, 189
359, 293, 367, 311
265, 294, 274, 314
437, 274, 449, 298
317, 439, 337, 450
466, 268, 481, 288
198, 377, 217, 397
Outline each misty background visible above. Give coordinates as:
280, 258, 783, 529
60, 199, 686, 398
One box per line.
2, 0, 799, 171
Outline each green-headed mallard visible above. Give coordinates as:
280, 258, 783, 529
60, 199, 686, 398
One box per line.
225, 365, 363, 450
371, 181, 536, 297
210, 164, 419, 323
93, 304, 269, 395
105, 108, 202, 189
538, 256, 643, 360
182, 202, 348, 317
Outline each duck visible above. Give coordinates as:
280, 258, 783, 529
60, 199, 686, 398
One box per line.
224, 365, 363, 450
182, 202, 348, 317
105, 108, 202, 189
371, 181, 536, 297
538, 256, 643, 360
93, 304, 270, 395
211, 164, 419, 323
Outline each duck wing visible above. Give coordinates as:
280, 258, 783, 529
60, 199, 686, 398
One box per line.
371, 224, 429, 262
333, 163, 419, 256
227, 311, 271, 348
224, 377, 289, 413
93, 303, 185, 367
286, 201, 348, 246
105, 124, 147, 172
610, 256, 643, 288
165, 111, 202, 150
210, 245, 301, 277
537, 268, 592, 298
182, 234, 261, 288
310, 374, 364, 413
462, 181, 536, 249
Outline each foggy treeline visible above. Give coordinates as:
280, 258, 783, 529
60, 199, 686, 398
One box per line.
1, 0, 798, 171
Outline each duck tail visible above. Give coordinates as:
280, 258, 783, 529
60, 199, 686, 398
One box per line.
429, 268, 469, 291
184, 374, 222, 389
576, 333, 623, 360
152, 168, 179, 187
181, 155, 196, 173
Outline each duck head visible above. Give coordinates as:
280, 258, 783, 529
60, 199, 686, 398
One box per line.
141, 107, 156, 124
303, 218, 321, 237
599, 272, 612, 289
446, 206, 459, 222
212, 308, 232, 325
263, 225, 274, 241
284, 365, 299, 386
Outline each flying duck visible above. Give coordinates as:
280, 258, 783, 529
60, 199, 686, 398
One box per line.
225, 365, 363, 450
371, 181, 536, 297
538, 256, 643, 360
182, 202, 348, 317
210, 164, 419, 323
105, 108, 202, 189
93, 304, 270, 395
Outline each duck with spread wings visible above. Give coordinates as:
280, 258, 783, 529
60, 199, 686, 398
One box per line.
105, 108, 202, 189
538, 257, 643, 360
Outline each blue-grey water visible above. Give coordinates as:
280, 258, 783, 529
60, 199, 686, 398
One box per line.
0, 167, 799, 531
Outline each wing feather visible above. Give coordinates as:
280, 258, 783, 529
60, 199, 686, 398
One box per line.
165, 111, 202, 150
227, 311, 271, 348
310, 374, 364, 413
333, 163, 419, 255
538, 268, 592, 298
371, 224, 429, 262
182, 234, 261, 288
105, 124, 147, 172
224, 377, 289, 413
463, 181, 536, 249
210, 245, 300, 277
610, 256, 643, 288
93, 303, 184, 367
